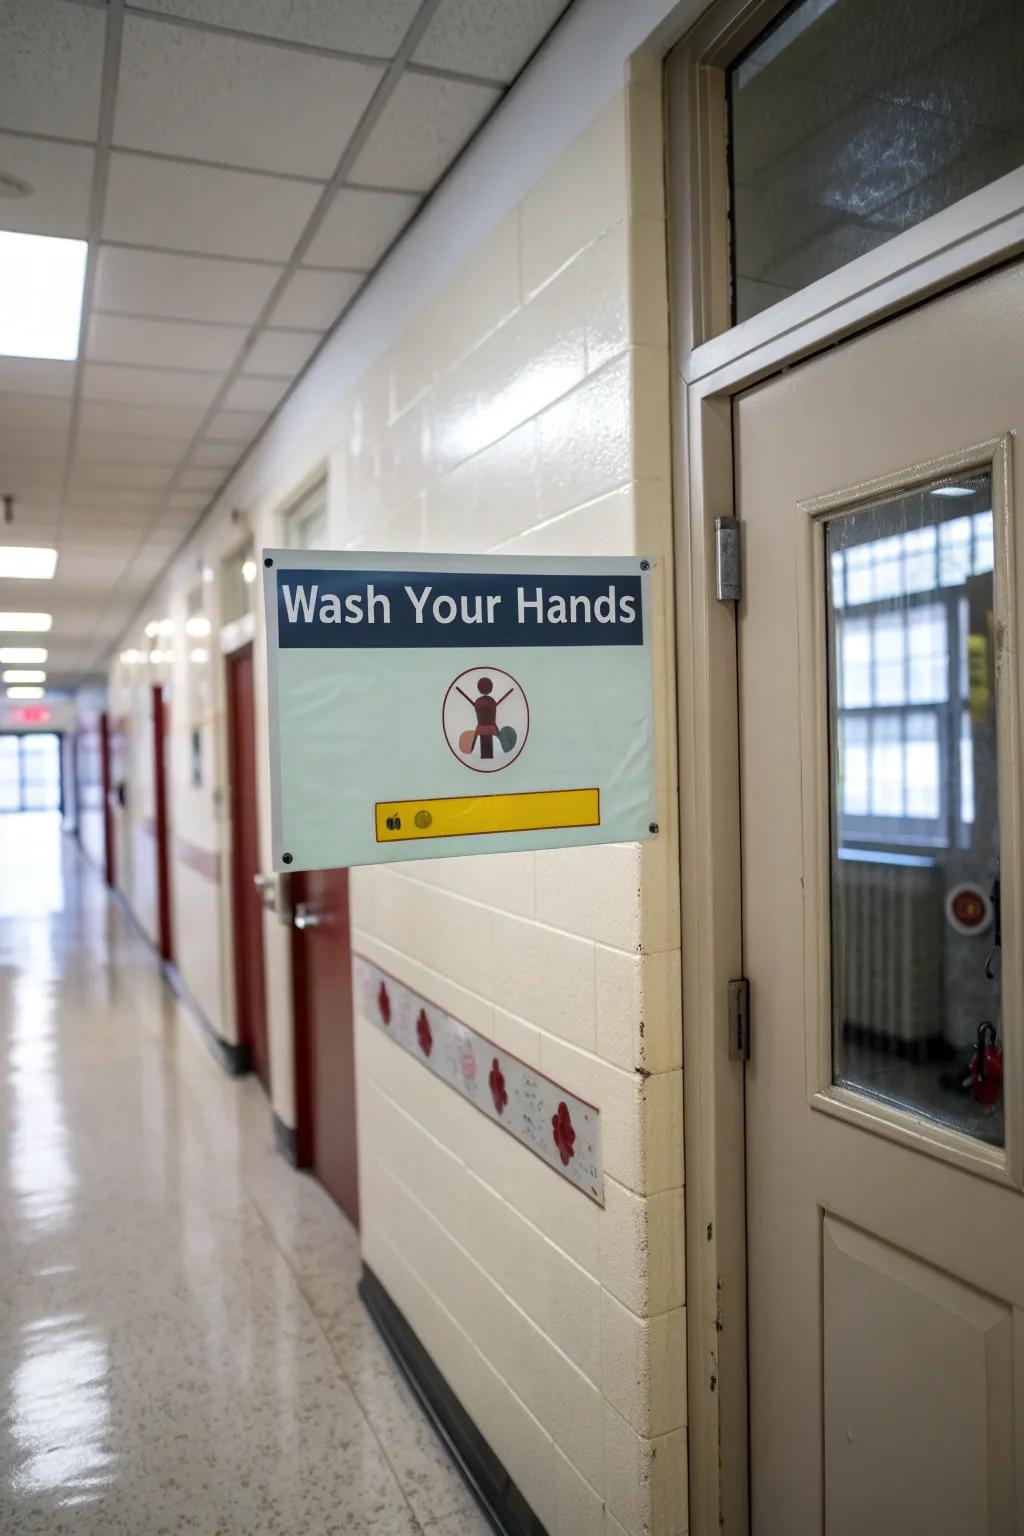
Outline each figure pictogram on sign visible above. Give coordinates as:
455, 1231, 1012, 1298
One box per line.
442, 666, 528, 773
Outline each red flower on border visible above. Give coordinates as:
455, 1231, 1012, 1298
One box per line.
489, 1058, 508, 1115
416, 1008, 433, 1057
551, 1101, 576, 1166
377, 981, 391, 1025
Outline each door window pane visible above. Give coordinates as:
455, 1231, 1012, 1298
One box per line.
21, 733, 60, 810
0, 737, 19, 810
825, 469, 1003, 1146
728, 0, 1024, 323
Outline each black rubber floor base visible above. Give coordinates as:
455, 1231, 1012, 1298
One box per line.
359, 1266, 548, 1536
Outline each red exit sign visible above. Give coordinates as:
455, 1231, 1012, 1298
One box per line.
10, 706, 52, 725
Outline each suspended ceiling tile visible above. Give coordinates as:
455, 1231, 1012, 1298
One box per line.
176, 467, 222, 491
205, 408, 269, 442
0, 396, 71, 433
0, 456, 63, 491
128, 0, 421, 56
78, 400, 207, 439
0, 429, 69, 462
94, 247, 283, 325
103, 153, 320, 261
221, 375, 289, 412
412, 0, 568, 83
66, 492, 165, 516
0, 0, 106, 140
82, 362, 223, 410
87, 313, 245, 372
73, 434, 190, 467
242, 329, 321, 376
115, 16, 382, 179
267, 267, 364, 329
303, 186, 420, 267
190, 440, 240, 469
0, 134, 95, 238
166, 491, 209, 512
349, 72, 500, 193
0, 359, 76, 398
68, 462, 177, 492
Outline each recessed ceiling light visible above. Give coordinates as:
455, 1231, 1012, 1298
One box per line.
0, 611, 51, 631
0, 231, 87, 361
0, 547, 57, 580
242, 559, 257, 584
185, 616, 211, 637
0, 646, 46, 663
7, 685, 44, 699
2, 669, 45, 683
930, 485, 977, 498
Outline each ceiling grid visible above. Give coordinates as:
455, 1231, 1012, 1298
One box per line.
0, 0, 571, 684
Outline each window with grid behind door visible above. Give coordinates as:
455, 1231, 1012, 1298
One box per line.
831, 502, 993, 851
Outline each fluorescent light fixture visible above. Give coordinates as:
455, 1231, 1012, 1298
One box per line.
189, 647, 208, 664
0, 546, 58, 580
149, 649, 167, 664
2, 669, 45, 683
119, 649, 144, 666
0, 231, 87, 361
7, 685, 44, 699
144, 620, 160, 638
930, 485, 976, 498
157, 618, 175, 636
241, 559, 257, 584
0, 646, 46, 663
185, 616, 211, 638
0, 612, 51, 631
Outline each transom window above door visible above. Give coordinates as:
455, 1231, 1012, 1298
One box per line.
727, 0, 1024, 322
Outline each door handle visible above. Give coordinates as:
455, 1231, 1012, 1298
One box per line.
253, 873, 275, 909
293, 902, 326, 931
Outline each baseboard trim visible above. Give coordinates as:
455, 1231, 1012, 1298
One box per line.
358, 1266, 548, 1536
273, 1112, 298, 1164
163, 961, 251, 1077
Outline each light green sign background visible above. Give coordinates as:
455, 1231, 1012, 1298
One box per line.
263, 552, 658, 870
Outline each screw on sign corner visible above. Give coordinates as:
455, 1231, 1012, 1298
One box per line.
282, 852, 293, 864
264, 556, 274, 567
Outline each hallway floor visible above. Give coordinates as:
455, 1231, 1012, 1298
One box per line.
0, 814, 490, 1535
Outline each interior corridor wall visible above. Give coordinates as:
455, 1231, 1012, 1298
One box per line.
104, 34, 688, 1536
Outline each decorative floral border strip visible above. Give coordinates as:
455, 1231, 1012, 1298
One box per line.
354, 956, 603, 1204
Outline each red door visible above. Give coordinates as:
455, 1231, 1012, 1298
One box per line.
225, 645, 270, 1087
152, 686, 173, 962
291, 867, 359, 1226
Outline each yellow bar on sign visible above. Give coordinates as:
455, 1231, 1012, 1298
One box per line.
375, 788, 600, 842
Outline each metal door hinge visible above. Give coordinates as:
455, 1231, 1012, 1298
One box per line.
728, 977, 750, 1061
715, 516, 741, 602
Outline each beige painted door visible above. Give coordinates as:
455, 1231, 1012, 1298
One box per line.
736, 261, 1024, 1535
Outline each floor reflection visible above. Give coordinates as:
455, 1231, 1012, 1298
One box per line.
0, 815, 489, 1534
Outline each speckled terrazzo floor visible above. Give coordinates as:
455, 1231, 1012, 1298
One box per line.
0, 812, 491, 1536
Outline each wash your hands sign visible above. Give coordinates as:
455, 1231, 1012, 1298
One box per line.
263, 552, 658, 870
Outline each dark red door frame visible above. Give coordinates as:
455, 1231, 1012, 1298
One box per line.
152, 685, 173, 963
99, 711, 115, 888
290, 865, 359, 1225
225, 644, 271, 1086
289, 880, 315, 1170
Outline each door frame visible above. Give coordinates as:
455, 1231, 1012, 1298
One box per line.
224, 639, 270, 1085
100, 710, 115, 887
663, 8, 1024, 1532
152, 684, 173, 963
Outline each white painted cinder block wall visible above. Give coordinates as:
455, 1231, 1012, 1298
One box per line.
345, 66, 685, 1536
105, 2, 703, 1527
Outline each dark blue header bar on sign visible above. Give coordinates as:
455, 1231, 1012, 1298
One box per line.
276, 569, 644, 648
